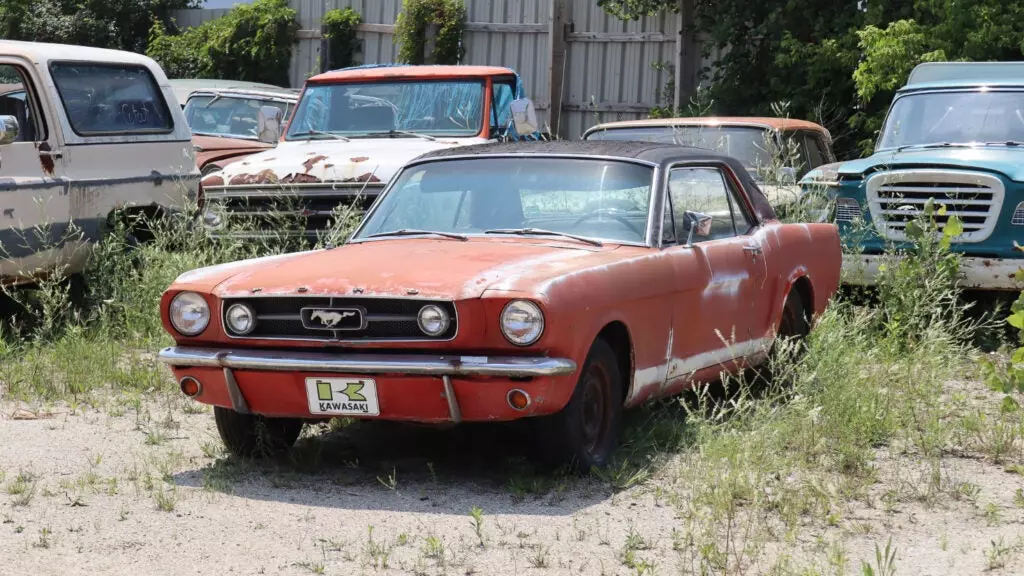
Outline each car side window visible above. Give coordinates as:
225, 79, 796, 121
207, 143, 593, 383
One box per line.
0, 63, 45, 143
491, 79, 516, 134
49, 62, 172, 135
803, 132, 826, 170
666, 166, 752, 243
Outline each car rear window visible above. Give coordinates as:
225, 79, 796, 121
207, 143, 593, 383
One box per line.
49, 62, 173, 135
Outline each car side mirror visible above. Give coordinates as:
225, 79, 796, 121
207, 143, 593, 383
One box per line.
509, 98, 538, 136
0, 115, 18, 145
684, 210, 712, 246
257, 106, 283, 144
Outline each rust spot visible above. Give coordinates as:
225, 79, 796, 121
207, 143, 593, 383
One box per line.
3, 208, 13, 218
982, 260, 992, 267
350, 156, 369, 163
37, 142, 55, 175
263, 157, 276, 162
203, 175, 226, 187
324, 163, 334, 169
228, 169, 280, 185
344, 173, 382, 183
280, 173, 321, 184
302, 155, 329, 172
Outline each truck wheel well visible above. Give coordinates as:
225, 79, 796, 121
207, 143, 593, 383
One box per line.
108, 205, 165, 244
791, 276, 814, 318
596, 321, 633, 404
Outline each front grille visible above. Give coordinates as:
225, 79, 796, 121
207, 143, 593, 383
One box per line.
1013, 201, 1024, 225
221, 296, 457, 342
206, 184, 383, 238
865, 169, 1004, 243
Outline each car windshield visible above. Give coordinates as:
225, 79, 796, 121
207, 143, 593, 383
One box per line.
184, 94, 292, 140
587, 125, 783, 182
353, 158, 655, 244
878, 90, 1024, 149
286, 80, 485, 139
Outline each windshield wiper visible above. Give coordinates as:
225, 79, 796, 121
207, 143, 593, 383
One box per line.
290, 129, 351, 142
484, 228, 603, 247
200, 93, 223, 108
895, 142, 972, 152
362, 129, 437, 142
981, 140, 1024, 147
366, 228, 468, 241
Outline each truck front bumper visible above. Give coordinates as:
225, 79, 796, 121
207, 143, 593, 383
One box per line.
842, 254, 1023, 291
158, 347, 578, 424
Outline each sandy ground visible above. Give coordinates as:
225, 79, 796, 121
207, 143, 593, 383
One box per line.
1, 396, 1022, 576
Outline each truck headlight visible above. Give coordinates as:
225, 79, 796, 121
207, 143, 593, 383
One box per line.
225, 302, 257, 336
169, 291, 210, 336
417, 304, 450, 336
500, 300, 544, 346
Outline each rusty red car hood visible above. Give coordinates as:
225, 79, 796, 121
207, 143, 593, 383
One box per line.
200, 239, 631, 300
193, 134, 271, 152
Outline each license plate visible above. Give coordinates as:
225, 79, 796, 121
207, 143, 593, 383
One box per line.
305, 377, 380, 416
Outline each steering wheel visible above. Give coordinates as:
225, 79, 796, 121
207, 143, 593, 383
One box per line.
572, 208, 643, 237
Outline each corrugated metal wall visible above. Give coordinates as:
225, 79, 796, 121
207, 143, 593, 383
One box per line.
169, 0, 717, 139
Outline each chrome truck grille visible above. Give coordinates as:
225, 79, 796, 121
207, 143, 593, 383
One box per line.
865, 169, 1004, 242
221, 296, 457, 342
203, 183, 384, 239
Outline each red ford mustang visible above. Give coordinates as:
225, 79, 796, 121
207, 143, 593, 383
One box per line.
159, 140, 842, 469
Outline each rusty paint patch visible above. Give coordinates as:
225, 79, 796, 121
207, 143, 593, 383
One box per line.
350, 156, 369, 163
263, 157, 277, 162
228, 170, 280, 185
324, 164, 334, 169
150, 170, 164, 187
303, 155, 329, 173
203, 175, 226, 187
3, 208, 13, 218
344, 173, 382, 183
280, 173, 321, 184
37, 142, 55, 175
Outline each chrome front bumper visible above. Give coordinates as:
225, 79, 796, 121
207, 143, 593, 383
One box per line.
158, 346, 578, 378
843, 254, 1023, 291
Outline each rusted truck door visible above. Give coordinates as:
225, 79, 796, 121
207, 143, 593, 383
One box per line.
0, 58, 70, 283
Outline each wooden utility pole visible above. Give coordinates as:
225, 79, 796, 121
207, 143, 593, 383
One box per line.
548, 0, 568, 138
673, 0, 698, 114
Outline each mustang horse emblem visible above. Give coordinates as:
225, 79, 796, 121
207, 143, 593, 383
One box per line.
310, 310, 357, 328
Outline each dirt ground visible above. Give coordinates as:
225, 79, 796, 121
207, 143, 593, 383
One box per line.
1, 395, 1022, 576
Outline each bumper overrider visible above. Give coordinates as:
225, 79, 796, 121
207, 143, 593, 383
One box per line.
842, 254, 1024, 291
158, 346, 578, 423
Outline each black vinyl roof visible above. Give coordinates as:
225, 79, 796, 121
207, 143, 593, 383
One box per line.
412, 140, 779, 223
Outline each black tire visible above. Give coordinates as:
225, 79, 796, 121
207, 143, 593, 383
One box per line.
752, 290, 811, 386
214, 406, 304, 458
535, 338, 624, 471
777, 289, 811, 351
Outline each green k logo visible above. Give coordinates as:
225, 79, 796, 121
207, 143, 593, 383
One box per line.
342, 382, 366, 402
316, 381, 333, 401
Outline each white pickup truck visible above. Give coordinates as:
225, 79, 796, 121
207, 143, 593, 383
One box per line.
199, 64, 540, 241
0, 40, 198, 286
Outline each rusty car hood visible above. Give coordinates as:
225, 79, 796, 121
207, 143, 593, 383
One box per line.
200, 239, 634, 300
192, 134, 272, 153
202, 136, 487, 187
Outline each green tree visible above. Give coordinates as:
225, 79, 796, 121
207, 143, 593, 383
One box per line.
0, 0, 195, 53
147, 0, 299, 86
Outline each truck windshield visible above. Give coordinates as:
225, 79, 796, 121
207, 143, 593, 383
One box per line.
878, 90, 1024, 149
587, 125, 782, 181
354, 158, 654, 244
286, 80, 485, 139
184, 94, 292, 140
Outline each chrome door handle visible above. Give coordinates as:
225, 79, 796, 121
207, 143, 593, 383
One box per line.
743, 245, 762, 255
39, 149, 63, 158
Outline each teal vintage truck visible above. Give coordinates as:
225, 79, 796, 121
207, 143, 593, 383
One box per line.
799, 61, 1024, 291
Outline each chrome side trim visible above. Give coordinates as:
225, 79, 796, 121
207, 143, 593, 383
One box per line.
159, 346, 577, 377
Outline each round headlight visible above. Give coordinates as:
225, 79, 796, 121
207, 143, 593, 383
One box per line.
169, 291, 210, 336
417, 304, 450, 337
500, 300, 544, 346
202, 210, 223, 229
225, 303, 257, 335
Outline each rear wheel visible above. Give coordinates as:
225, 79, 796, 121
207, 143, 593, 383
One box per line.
753, 290, 811, 385
214, 406, 304, 458
535, 338, 623, 471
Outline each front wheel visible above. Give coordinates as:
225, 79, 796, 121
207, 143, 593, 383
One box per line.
534, 338, 624, 471
214, 406, 304, 458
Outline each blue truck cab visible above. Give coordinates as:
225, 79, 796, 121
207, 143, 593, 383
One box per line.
799, 62, 1024, 291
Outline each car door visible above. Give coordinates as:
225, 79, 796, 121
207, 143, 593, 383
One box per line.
660, 164, 769, 391
0, 58, 72, 283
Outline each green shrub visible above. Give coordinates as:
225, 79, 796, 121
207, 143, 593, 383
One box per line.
147, 0, 299, 86
323, 7, 363, 70
394, 0, 466, 65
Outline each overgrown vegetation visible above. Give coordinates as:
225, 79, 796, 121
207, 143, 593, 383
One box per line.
322, 7, 363, 70
0, 0, 195, 53
146, 0, 298, 86
394, 0, 466, 65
